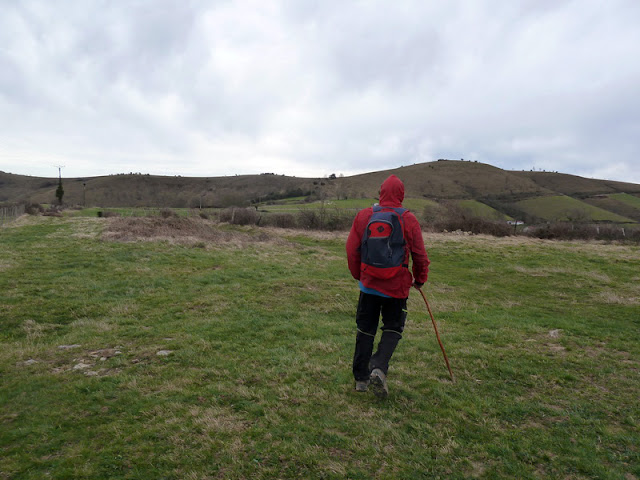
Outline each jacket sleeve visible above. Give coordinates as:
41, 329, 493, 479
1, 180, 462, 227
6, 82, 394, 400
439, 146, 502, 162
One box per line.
404, 212, 430, 284
346, 211, 365, 280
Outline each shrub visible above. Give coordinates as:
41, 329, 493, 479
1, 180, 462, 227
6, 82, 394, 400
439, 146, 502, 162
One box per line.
220, 207, 260, 226
97, 210, 120, 218
262, 213, 297, 229
525, 223, 639, 242
436, 216, 512, 237
296, 209, 321, 229
295, 208, 352, 231
160, 208, 177, 219
25, 203, 44, 215
525, 223, 594, 241
425, 202, 512, 237
321, 211, 353, 231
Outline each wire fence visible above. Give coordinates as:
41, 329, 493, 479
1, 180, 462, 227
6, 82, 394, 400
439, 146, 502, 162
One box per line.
0, 204, 26, 226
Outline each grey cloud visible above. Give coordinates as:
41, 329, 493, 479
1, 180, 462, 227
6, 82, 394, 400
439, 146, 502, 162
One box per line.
0, 0, 639, 183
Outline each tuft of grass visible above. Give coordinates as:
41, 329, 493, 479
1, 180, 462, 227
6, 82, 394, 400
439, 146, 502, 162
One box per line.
1, 216, 639, 479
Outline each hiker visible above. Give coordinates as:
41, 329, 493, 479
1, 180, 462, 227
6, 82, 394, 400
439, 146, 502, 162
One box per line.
346, 174, 430, 397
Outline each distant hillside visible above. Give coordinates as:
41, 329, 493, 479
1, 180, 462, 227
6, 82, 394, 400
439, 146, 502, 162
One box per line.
511, 171, 640, 197
0, 172, 322, 208
582, 193, 640, 222
514, 195, 635, 223
2, 160, 639, 224
334, 160, 553, 200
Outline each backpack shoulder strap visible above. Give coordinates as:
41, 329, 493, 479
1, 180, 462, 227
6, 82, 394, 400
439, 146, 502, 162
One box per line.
394, 207, 408, 215
373, 205, 407, 215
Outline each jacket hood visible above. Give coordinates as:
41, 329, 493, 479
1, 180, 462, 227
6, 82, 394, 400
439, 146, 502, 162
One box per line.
379, 175, 405, 207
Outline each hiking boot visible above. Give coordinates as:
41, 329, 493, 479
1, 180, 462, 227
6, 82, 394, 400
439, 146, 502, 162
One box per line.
355, 380, 370, 392
370, 368, 388, 398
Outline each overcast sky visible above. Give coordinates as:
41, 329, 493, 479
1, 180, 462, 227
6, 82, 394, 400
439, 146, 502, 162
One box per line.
1, 0, 639, 183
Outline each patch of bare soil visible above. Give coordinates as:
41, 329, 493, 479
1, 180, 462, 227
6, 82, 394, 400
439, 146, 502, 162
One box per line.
102, 217, 289, 247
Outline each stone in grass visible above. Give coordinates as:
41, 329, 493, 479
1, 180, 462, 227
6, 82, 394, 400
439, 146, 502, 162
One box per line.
73, 362, 92, 371
21, 359, 38, 366
89, 348, 122, 360
548, 329, 562, 338
156, 350, 174, 356
58, 344, 82, 350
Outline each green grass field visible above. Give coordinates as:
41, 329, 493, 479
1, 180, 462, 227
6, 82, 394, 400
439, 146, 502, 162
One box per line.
1, 215, 639, 479
609, 193, 640, 210
259, 198, 437, 214
457, 200, 511, 220
515, 195, 634, 223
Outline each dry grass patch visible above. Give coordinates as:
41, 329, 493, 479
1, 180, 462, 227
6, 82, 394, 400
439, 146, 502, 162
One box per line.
523, 330, 569, 357
418, 295, 473, 313
513, 265, 571, 277
307, 340, 339, 353
0, 258, 16, 271
21, 319, 62, 340
573, 242, 640, 262
580, 270, 612, 283
68, 317, 115, 332
109, 301, 140, 316
269, 227, 348, 241
0, 214, 38, 229
102, 216, 289, 247
68, 217, 103, 238
189, 405, 251, 434
596, 289, 640, 305
424, 232, 547, 247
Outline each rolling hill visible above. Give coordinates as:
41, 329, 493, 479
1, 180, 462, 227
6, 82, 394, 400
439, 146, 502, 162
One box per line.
2, 160, 639, 224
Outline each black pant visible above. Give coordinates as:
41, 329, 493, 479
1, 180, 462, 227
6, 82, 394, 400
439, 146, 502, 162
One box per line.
352, 292, 407, 381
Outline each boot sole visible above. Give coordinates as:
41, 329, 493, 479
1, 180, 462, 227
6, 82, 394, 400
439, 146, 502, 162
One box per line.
370, 371, 388, 398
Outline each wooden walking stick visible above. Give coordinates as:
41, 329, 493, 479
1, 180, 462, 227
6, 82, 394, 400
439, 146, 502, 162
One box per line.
417, 287, 455, 382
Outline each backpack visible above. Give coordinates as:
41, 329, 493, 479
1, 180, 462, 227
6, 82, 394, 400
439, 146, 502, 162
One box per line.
360, 205, 408, 279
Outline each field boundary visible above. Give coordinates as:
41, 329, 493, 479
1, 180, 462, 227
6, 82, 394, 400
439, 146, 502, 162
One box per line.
0, 204, 25, 226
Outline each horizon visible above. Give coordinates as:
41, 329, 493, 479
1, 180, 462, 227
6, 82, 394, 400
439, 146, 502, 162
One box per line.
2, 159, 639, 186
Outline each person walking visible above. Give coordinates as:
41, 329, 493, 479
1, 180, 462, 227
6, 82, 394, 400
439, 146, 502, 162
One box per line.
346, 174, 430, 397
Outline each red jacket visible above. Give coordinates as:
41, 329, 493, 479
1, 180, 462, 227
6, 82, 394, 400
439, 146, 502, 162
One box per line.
346, 175, 430, 298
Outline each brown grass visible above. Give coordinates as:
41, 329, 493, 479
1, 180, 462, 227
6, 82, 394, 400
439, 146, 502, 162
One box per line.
596, 290, 640, 305
0, 258, 16, 271
102, 216, 289, 247
22, 319, 61, 340
188, 405, 251, 434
